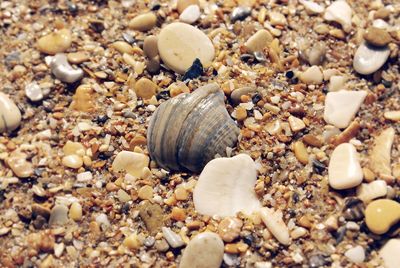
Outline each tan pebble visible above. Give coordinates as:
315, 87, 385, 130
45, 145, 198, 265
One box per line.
67, 52, 89, 64
37, 29, 72, 55
177, 0, 200, 13
329, 29, 345, 39
235, 107, 247, 121
6, 153, 34, 178
129, 12, 157, 31
298, 215, 313, 229
106, 182, 119, 192
288, 115, 305, 132
244, 29, 273, 53
111, 41, 134, 54
69, 202, 82, 221
224, 243, 239, 254
365, 199, 400, 234
63, 141, 85, 156
143, 35, 159, 58
123, 233, 140, 250
0, 92, 22, 133
384, 111, 400, 121
134, 77, 158, 99
175, 187, 189, 201
171, 207, 186, 221
70, 85, 96, 112
300, 65, 323, 84
218, 217, 243, 242
118, 189, 132, 202
362, 167, 376, 182
364, 27, 392, 47
269, 12, 287, 26
374, 8, 390, 20
138, 185, 153, 200
303, 134, 322, 147
168, 81, 190, 97
122, 53, 136, 67
293, 141, 309, 165
290, 227, 307, 239
62, 154, 83, 169
112, 151, 149, 177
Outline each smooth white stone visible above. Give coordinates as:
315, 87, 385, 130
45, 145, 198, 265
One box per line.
0, 92, 22, 133
380, 239, 400, 268
324, 0, 352, 32
180, 232, 224, 268
328, 75, 347, 92
49, 205, 69, 226
328, 143, 363, 190
162, 227, 185, 248
353, 42, 390, 75
193, 154, 261, 217
299, 66, 323, 84
345, 245, 365, 263
299, 0, 324, 14
112, 151, 149, 178
324, 90, 367, 129
259, 207, 290, 245
179, 5, 201, 24
25, 82, 43, 101
373, 19, 389, 29
356, 180, 387, 203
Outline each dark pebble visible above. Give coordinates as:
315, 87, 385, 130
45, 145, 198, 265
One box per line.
285, 70, 294, 79
231, 6, 251, 22
182, 58, 203, 81
252, 93, 262, 104
312, 159, 326, 174
342, 197, 365, 221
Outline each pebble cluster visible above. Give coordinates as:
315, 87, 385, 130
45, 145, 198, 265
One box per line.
0, 0, 399, 267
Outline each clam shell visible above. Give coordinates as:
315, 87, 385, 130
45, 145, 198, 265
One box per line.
147, 83, 240, 172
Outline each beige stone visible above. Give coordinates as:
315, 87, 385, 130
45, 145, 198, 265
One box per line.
138, 185, 153, 200
134, 77, 158, 100
288, 115, 305, 132
112, 150, 149, 177
244, 29, 273, 53
67, 52, 89, 64
158, 22, 215, 74
63, 141, 85, 156
129, 13, 157, 31
111, 41, 134, 54
364, 27, 392, 47
6, 153, 34, 178
300, 66, 323, 84
62, 154, 83, 169
69, 202, 83, 221
384, 111, 400, 121
70, 85, 96, 112
0, 92, 21, 133
37, 29, 72, 55
365, 199, 400, 234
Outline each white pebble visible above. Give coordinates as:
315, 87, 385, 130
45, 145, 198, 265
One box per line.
112, 151, 149, 178
179, 5, 201, 24
299, 0, 324, 14
25, 82, 43, 101
328, 75, 346, 92
193, 154, 261, 217
324, 0, 352, 32
353, 42, 390, 75
260, 207, 291, 245
328, 143, 363, 190
323, 90, 367, 129
299, 66, 323, 84
162, 227, 185, 248
345, 245, 365, 263
356, 180, 387, 203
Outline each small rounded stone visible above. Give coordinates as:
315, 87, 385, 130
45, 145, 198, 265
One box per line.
244, 29, 273, 53
177, 0, 199, 14
171, 207, 186, 221
111, 41, 134, 54
235, 107, 247, 121
67, 52, 89, 64
0, 92, 22, 133
174, 187, 189, 201
138, 185, 153, 200
37, 29, 72, 55
293, 141, 309, 165
134, 77, 158, 99
365, 199, 400, 234
129, 12, 157, 31
69, 202, 83, 221
123, 233, 141, 250
363, 27, 392, 47
217, 217, 243, 242
62, 154, 83, 169
158, 22, 215, 74
6, 153, 33, 178
143, 35, 159, 59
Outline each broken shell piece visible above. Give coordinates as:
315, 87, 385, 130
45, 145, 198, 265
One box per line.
112, 151, 149, 178
324, 0, 352, 32
259, 207, 290, 245
356, 180, 387, 203
323, 90, 367, 129
193, 154, 261, 217
147, 83, 240, 173
369, 128, 395, 178
50, 53, 84, 83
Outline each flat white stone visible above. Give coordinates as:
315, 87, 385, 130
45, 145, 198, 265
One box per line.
299, 0, 324, 14
345, 245, 365, 263
158, 22, 215, 74
324, 0, 352, 32
112, 151, 149, 178
180, 232, 224, 268
380, 239, 400, 268
300, 65, 323, 84
179, 5, 201, 24
353, 42, 390, 75
328, 143, 363, 190
324, 90, 367, 129
193, 154, 261, 217
259, 207, 290, 245
356, 180, 387, 203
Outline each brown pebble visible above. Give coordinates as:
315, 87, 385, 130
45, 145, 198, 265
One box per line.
171, 207, 186, 221
235, 107, 247, 121
374, 8, 390, 20
143, 35, 159, 59
303, 134, 323, 147
146, 57, 161, 74
364, 27, 392, 47
139, 201, 164, 235
134, 77, 158, 99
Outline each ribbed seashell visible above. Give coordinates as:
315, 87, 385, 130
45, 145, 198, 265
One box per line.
147, 83, 240, 173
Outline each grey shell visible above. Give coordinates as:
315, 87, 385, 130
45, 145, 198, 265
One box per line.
147, 83, 240, 173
